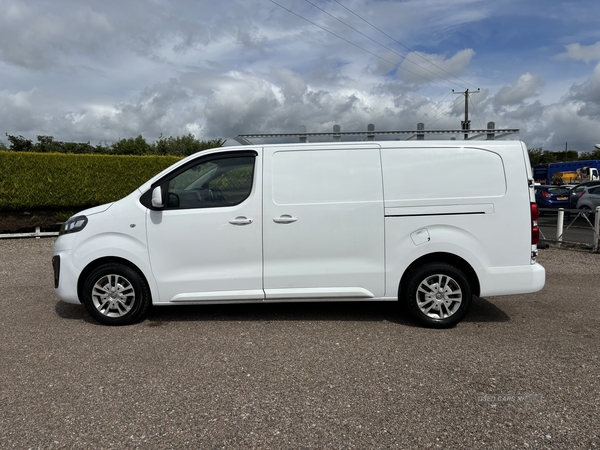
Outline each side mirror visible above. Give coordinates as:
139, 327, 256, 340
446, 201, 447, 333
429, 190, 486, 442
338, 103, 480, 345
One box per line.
151, 186, 164, 208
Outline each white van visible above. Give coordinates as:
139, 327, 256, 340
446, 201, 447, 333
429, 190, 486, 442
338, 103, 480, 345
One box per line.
52, 141, 545, 327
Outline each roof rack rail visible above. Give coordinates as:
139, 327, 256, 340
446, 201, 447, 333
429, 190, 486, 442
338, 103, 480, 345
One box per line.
234, 125, 519, 145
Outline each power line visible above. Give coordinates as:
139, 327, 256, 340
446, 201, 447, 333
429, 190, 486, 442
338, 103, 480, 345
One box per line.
302, 0, 469, 90
269, 0, 483, 133
332, 0, 480, 90
423, 96, 464, 129
407, 91, 453, 130
468, 93, 483, 129
267, 0, 456, 90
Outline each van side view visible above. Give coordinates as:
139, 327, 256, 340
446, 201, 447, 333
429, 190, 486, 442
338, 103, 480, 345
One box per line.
52, 141, 545, 328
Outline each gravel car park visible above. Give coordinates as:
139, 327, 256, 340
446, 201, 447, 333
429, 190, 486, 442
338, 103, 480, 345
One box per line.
0, 238, 598, 448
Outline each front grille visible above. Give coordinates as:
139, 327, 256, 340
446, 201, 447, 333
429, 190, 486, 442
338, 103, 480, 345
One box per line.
52, 256, 60, 288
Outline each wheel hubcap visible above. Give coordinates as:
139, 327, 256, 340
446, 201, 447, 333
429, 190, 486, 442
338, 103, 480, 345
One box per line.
416, 274, 462, 319
91, 274, 135, 317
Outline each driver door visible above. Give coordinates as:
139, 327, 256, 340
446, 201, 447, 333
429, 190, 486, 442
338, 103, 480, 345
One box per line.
146, 150, 263, 303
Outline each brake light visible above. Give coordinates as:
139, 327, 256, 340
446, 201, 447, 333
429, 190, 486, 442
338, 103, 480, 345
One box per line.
542, 191, 551, 198
531, 202, 540, 245
579, 191, 586, 198
531, 202, 539, 221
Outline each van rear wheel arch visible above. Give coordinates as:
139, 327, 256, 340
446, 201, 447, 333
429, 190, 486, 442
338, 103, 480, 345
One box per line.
399, 252, 480, 299
401, 262, 473, 328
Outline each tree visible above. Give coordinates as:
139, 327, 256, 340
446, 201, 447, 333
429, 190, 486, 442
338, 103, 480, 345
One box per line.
36, 135, 62, 153
528, 147, 560, 165
109, 135, 153, 155
579, 149, 600, 160
3, 133, 222, 155
155, 133, 224, 156
6, 134, 34, 152
553, 150, 580, 161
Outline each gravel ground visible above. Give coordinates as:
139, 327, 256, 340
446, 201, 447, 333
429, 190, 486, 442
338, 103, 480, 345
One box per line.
0, 238, 598, 449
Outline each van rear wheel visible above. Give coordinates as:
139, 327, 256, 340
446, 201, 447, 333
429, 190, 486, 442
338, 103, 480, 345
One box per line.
82, 263, 151, 326
402, 263, 472, 328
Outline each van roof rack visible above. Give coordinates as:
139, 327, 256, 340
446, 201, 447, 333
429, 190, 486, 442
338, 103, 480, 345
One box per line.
234, 128, 520, 145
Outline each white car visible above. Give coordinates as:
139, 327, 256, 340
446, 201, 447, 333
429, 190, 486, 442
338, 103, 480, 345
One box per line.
576, 185, 600, 213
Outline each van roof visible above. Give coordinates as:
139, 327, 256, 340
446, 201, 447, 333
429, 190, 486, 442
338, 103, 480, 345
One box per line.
227, 140, 525, 151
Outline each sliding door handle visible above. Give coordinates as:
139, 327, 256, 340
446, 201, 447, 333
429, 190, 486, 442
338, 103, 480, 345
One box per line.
273, 215, 297, 224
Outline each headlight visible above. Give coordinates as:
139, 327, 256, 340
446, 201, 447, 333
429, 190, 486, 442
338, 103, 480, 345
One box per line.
59, 215, 88, 235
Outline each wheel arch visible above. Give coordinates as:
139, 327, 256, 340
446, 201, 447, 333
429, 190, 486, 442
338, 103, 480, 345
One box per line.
77, 257, 152, 304
399, 252, 480, 298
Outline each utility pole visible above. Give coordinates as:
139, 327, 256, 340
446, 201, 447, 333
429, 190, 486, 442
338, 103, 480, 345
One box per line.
453, 88, 480, 140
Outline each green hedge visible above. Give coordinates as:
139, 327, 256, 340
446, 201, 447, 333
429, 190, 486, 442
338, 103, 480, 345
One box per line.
0, 151, 181, 210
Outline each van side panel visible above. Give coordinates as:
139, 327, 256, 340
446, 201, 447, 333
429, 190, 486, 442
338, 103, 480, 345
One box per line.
381, 143, 543, 298
382, 147, 506, 202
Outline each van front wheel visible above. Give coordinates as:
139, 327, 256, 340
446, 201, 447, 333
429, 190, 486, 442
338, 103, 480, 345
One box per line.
82, 263, 151, 326
402, 263, 472, 328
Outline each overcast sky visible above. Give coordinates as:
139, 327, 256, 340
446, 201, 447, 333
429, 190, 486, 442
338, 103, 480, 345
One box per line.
2, 0, 600, 151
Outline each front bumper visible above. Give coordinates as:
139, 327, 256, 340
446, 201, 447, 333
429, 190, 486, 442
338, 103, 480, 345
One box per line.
53, 235, 82, 305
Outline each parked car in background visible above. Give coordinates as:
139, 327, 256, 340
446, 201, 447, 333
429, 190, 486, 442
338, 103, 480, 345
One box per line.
575, 185, 600, 214
568, 181, 600, 208
534, 185, 570, 211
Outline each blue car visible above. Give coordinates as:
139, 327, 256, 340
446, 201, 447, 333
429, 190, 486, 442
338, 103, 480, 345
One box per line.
534, 185, 570, 211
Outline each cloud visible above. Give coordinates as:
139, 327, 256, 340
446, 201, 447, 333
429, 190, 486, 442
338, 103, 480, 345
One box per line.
83, 78, 208, 141
202, 70, 425, 140
204, 72, 281, 138
0, 78, 207, 144
399, 49, 475, 84
557, 42, 600, 63
0, 0, 600, 154
0, 1, 114, 69
493, 73, 544, 107
540, 101, 600, 151
0, 88, 44, 131
564, 62, 600, 118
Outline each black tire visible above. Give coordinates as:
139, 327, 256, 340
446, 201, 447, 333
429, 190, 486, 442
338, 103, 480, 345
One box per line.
82, 263, 151, 326
401, 263, 472, 328
579, 205, 595, 218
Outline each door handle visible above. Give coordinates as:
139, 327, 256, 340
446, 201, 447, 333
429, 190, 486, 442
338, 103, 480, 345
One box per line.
273, 215, 298, 224
229, 216, 253, 225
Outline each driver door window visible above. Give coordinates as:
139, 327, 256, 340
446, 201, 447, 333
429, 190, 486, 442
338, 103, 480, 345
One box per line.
166, 156, 255, 209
